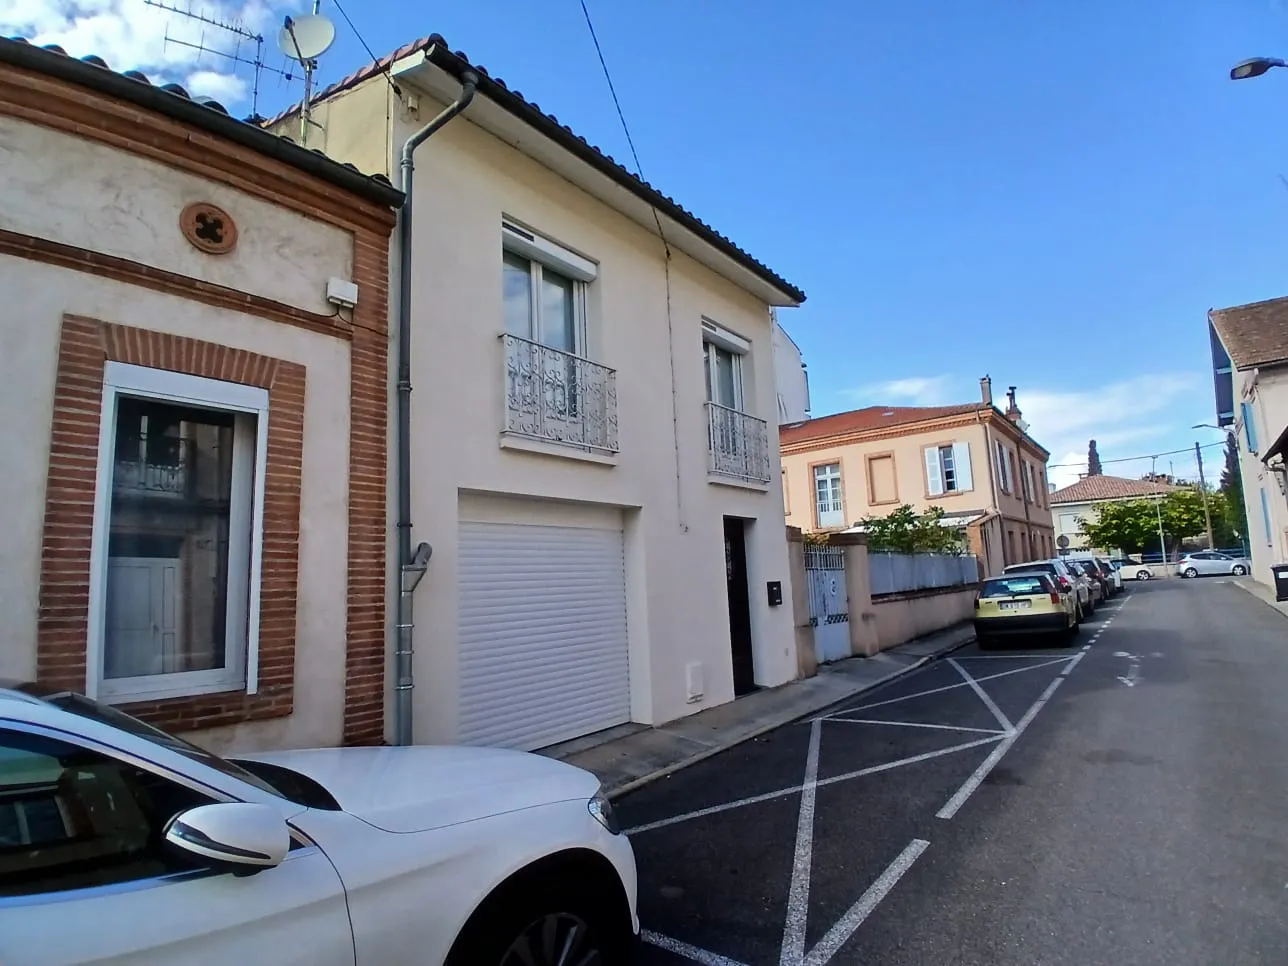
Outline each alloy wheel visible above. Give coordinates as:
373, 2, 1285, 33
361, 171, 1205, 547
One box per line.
1233, 565, 1248, 576
499, 912, 602, 966
1185, 568, 1198, 579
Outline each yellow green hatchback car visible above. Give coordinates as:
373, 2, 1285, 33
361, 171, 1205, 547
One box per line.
973, 571, 1079, 649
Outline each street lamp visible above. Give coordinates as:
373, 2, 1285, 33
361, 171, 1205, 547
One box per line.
1230, 57, 1288, 80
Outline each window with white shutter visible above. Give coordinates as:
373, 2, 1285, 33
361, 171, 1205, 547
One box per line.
814, 464, 844, 528
926, 442, 973, 496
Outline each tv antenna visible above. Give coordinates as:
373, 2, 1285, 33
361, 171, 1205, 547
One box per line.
277, 8, 336, 147
143, 0, 299, 118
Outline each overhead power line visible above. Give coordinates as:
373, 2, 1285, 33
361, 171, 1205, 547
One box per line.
1047, 440, 1225, 471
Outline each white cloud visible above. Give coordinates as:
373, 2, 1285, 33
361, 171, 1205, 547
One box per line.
845, 374, 956, 407
0, 0, 280, 108
1018, 372, 1209, 490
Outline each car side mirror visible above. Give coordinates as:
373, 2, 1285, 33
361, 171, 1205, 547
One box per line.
164, 803, 290, 876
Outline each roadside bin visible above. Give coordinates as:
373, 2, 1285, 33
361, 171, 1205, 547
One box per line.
1274, 564, 1288, 602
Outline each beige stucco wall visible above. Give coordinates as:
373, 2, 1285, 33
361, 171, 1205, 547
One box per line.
0, 116, 352, 316
1241, 367, 1288, 585
1052, 500, 1095, 550
869, 587, 977, 652
1, 115, 359, 752
782, 422, 993, 531
291, 83, 797, 741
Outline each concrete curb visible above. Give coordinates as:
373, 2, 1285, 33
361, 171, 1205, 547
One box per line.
606, 632, 975, 800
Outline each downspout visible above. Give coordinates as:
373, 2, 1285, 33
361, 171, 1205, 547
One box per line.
393, 70, 479, 747
978, 409, 1003, 569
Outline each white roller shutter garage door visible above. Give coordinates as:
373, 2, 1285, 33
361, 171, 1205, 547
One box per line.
457, 520, 630, 750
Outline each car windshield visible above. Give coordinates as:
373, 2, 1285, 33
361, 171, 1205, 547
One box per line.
982, 575, 1049, 597
13, 684, 285, 799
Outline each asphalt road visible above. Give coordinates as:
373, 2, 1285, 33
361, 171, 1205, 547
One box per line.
619, 578, 1288, 965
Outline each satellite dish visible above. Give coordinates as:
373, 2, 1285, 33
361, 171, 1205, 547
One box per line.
277, 13, 335, 62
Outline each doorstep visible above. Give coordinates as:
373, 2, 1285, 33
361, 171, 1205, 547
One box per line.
541, 621, 976, 799
1230, 576, 1288, 622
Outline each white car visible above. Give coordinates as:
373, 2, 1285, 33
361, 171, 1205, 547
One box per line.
1177, 551, 1251, 579
0, 683, 639, 966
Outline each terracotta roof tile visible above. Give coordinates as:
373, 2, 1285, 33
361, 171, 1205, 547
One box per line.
262, 33, 803, 304
1048, 475, 1183, 504
780, 403, 984, 446
1209, 296, 1288, 369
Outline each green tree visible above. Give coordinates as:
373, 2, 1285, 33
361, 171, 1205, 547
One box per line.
859, 504, 963, 554
1219, 433, 1248, 549
1079, 491, 1210, 555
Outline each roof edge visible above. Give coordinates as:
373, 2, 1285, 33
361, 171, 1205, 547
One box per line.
419, 41, 804, 305
0, 37, 404, 210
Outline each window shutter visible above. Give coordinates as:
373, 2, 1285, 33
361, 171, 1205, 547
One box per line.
1005, 448, 1015, 492
1243, 402, 1259, 452
995, 441, 1007, 492
952, 442, 973, 491
925, 447, 944, 496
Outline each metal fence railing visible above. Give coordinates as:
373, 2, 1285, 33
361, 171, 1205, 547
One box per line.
868, 552, 979, 596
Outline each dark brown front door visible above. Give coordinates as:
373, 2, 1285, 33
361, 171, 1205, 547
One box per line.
724, 517, 756, 696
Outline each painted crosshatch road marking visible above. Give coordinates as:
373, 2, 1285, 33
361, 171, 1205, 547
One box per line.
632, 597, 1132, 964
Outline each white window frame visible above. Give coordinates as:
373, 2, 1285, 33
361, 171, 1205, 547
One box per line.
927, 441, 973, 496
86, 362, 269, 704
814, 463, 844, 528
702, 320, 751, 413
502, 220, 595, 357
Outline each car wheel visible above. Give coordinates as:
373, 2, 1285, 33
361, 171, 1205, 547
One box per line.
1184, 567, 1198, 579
1233, 565, 1248, 576
1136, 570, 1151, 581
447, 872, 632, 966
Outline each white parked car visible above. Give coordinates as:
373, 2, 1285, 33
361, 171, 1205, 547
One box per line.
1178, 551, 1251, 578
0, 683, 638, 966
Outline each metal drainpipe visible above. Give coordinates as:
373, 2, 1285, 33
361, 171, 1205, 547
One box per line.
393, 69, 479, 747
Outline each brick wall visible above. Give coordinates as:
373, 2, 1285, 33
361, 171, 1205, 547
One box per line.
38, 318, 305, 732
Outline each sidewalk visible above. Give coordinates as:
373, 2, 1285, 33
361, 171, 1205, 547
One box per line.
543, 621, 976, 798
1231, 576, 1288, 621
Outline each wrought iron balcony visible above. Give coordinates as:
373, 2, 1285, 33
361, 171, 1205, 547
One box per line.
706, 402, 771, 484
502, 334, 618, 455
113, 435, 192, 497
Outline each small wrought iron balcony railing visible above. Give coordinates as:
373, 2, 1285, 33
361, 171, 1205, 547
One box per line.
502, 334, 618, 455
706, 402, 771, 484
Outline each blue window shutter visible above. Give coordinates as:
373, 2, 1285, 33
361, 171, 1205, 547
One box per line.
1243, 402, 1260, 452
1261, 488, 1273, 545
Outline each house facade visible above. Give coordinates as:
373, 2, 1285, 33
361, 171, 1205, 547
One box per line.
266, 35, 805, 750
1049, 475, 1183, 553
1209, 298, 1288, 587
0, 39, 402, 752
773, 316, 810, 424
780, 379, 1054, 575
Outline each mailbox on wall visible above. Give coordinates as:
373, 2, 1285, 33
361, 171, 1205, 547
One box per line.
766, 581, 783, 607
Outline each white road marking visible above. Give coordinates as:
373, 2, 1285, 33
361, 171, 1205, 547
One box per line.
948, 659, 1013, 733
625, 735, 1002, 835
846, 657, 1074, 713
936, 674, 1067, 820
823, 718, 1007, 735
956, 653, 1078, 659
780, 720, 822, 966
1081, 644, 1091, 651
642, 930, 751, 966
801, 839, 931, 966
1060, 652, 1085, 676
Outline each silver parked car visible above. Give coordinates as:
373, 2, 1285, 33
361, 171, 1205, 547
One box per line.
1177, 551, 1251, 578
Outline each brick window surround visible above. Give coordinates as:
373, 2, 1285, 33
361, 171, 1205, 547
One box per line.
38, 317, 305, 733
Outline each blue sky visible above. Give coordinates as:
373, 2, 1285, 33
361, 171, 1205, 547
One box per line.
10, 0, 1288, 486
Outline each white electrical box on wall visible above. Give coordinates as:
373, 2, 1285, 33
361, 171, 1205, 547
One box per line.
685, 662, 704, 703
326, 277, 359, 308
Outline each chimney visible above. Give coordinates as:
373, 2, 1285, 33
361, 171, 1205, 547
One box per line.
1005, 385, 1022, 423
979, 375, 993, 406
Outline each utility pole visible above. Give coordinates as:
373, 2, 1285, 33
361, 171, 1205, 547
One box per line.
1195, 441, 1215, 550
1151, 455, 1168, 563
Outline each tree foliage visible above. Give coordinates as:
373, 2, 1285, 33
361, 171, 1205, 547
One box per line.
1219, 434, 1248, 545
858, 504, 964, 554
1079, 489, 1230, 554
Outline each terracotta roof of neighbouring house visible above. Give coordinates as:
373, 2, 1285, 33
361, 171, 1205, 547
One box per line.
0, 36, 403, 208
1048, 475, 1183, 504
262, 33, 804, 305
780, 403, 984, 446
1209, 296, 1288, 369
